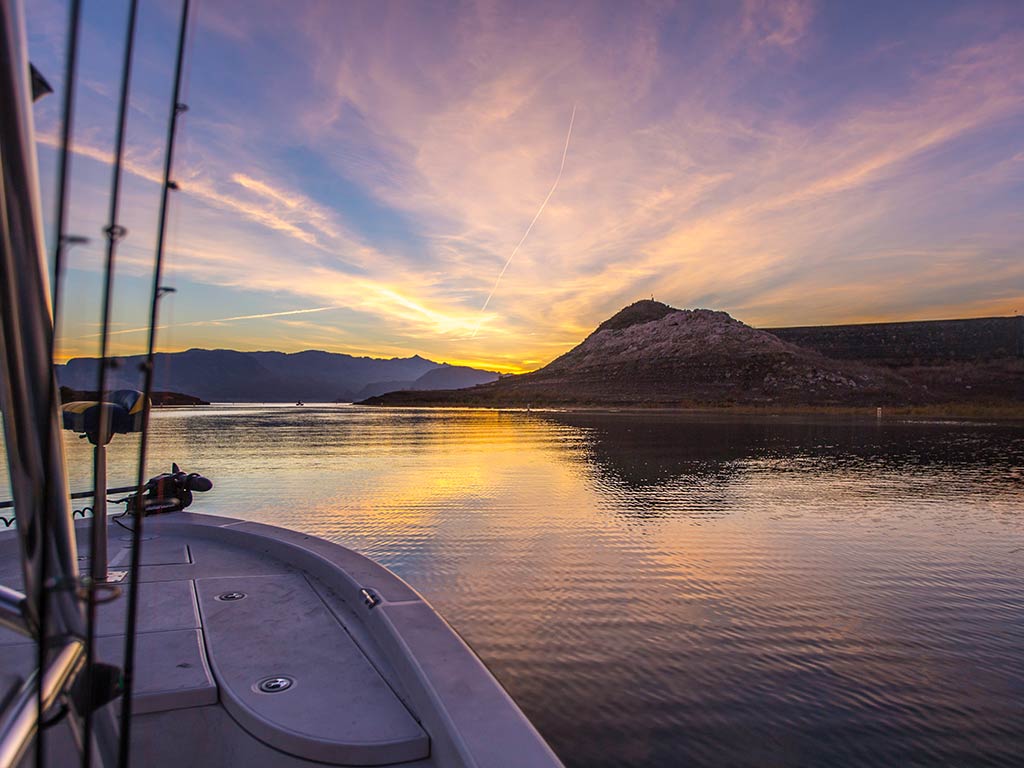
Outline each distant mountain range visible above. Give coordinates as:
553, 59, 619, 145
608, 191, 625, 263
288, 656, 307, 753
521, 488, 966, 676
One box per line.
56, 349, 498, 403
362, 301, 1024, 409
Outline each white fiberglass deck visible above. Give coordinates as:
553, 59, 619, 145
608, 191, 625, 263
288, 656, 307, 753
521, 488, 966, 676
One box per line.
0, 512, 562, 767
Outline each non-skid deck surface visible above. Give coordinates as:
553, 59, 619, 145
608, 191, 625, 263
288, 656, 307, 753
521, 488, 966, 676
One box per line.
197, 573, 429, 765
0, 519, 429, 766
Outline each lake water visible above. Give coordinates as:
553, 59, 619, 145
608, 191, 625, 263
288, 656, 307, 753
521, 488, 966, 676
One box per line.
6, 405, 1024, 766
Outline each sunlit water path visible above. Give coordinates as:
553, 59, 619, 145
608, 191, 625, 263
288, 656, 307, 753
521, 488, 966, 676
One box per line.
5, 405, 1024, 767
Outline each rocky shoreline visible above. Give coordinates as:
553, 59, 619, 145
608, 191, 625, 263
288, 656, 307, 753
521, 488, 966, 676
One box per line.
59, 386, 209, 407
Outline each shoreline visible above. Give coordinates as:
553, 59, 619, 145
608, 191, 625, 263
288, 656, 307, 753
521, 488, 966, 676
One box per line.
359, 400, 1024, 422
147, 399, 1024, 422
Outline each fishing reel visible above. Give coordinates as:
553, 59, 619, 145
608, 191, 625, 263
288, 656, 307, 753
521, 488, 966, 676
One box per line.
125, 463, 213, 515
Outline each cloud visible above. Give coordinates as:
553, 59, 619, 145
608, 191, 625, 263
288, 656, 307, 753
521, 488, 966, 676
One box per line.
31, 0, 1024, 371
472, 104, 576, 336
70, 304, 346, 341
741, 0, 815, 52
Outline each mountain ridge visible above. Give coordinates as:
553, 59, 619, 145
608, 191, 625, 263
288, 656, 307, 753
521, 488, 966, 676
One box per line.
57, 348, 497, 403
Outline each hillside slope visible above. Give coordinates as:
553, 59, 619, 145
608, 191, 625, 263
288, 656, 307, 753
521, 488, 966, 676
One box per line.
363, 301, 923, 407
353, 364, 499, 400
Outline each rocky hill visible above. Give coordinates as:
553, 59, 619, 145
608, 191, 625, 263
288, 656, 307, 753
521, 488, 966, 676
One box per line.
362, 301, 925, 407
766, 316, 1024, 404
768, 316, 1023, 364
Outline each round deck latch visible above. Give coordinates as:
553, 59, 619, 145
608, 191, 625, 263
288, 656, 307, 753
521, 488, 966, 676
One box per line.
256, 676, 293, 693
216, 591, 246, 602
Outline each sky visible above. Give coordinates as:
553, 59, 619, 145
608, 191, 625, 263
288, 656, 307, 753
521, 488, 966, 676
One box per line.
25, 0, 1024, 373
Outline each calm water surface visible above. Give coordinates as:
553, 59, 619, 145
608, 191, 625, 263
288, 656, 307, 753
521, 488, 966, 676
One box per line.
8, 405, 1024, 766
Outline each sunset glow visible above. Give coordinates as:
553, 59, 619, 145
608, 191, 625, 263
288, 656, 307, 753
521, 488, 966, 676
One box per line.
26, 0, 1024, 371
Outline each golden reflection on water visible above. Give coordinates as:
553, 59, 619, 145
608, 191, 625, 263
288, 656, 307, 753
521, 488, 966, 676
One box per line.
5, 405, 1024, 767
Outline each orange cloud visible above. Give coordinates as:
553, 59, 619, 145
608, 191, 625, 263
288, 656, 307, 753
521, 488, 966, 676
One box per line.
38, 1, 1024, 370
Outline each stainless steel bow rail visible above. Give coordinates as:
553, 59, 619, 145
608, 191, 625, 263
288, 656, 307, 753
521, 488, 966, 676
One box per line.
0, 486, 143, 511
1, 470, 214, 518
0, 0, 193, 765
0, 586, 30, 638
0, 0, 94, 764
0, 642, 87, 767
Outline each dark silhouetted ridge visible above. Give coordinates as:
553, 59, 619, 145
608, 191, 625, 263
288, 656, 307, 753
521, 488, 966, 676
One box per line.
56, 349, 495, 402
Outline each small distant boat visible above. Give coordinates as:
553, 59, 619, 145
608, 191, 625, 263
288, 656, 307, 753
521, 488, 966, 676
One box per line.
296, 400, 304, 406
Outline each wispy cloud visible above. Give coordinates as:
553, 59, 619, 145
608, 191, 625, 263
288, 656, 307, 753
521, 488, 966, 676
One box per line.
30, 0, 1024, 371
70, 305, 345, 341
36, 131, 344, 251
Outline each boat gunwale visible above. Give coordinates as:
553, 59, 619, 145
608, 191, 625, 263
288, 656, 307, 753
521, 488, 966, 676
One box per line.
110, 511, 564, 768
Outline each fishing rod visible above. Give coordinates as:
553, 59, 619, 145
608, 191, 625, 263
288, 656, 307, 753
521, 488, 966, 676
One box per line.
119, 1, 192, 765
83, 2, 139, 765
36, 1, 87, 766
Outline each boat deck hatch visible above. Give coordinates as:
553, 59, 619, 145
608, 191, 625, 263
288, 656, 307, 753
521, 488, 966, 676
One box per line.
109, 537, 191, 566
196, 573, 430, 766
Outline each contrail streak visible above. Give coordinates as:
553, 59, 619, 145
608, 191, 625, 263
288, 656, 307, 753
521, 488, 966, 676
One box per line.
471, 104, 577, 338
72, 305, 342, 340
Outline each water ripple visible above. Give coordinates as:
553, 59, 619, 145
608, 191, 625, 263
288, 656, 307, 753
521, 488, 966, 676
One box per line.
3, 406, 1021, 767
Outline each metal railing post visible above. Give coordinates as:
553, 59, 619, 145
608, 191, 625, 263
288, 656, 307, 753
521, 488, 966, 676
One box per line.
0, 0, 84, 641
91, 442, 108, 581
0, 641, 85, 768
